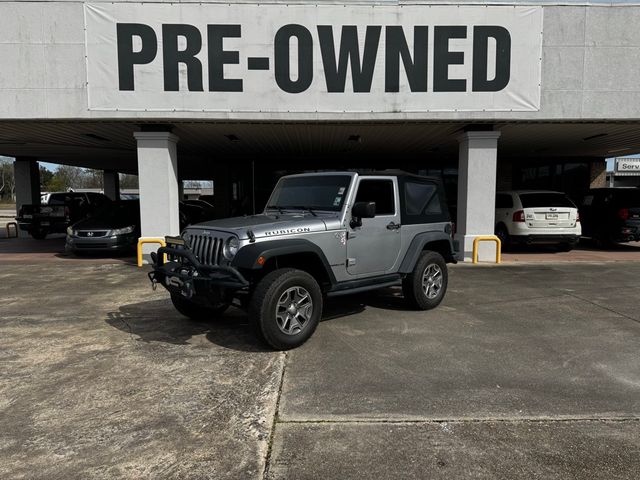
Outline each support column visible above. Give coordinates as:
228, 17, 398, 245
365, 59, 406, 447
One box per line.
103, 170, 120, 201
133, 131, 180, 259
14, 157, 40, 238
455, 131, 501, 262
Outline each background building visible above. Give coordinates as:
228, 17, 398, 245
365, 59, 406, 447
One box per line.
2, 1, 639, 260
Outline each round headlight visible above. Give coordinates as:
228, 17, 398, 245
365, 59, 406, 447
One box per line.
223, 236, 240, 260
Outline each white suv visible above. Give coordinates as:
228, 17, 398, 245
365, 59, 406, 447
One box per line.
495, 190, 581, 251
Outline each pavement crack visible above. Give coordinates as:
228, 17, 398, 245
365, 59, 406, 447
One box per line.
565, 292, 640, 325
276, 416, 640, 425
262, 351, 287, 480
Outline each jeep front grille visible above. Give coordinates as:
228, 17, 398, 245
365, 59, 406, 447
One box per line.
186, 233, 224, 266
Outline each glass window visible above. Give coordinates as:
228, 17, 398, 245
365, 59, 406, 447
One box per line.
518, 193, 576, 208
405, 182, 439, 215
496, 194, 513, 209
355, 179, 395, 215
267, 175, 352, 212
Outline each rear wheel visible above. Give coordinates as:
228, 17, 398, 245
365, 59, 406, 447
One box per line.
249, 268, 322, 350
402, 251, 448, 310
171, 294, 228, 321
495, 224, 510, 251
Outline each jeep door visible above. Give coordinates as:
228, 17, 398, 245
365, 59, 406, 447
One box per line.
346, 177, 402, 276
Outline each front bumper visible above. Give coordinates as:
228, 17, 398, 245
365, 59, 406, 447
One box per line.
149, 245, 249, 300
66, 233, 137, 252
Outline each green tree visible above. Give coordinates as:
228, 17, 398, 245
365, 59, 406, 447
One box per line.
39, 165, 54, 191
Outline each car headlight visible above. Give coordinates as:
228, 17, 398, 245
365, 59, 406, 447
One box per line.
110, 225, 135, 236
66, 226, 75, 236
223, 236, 240, 260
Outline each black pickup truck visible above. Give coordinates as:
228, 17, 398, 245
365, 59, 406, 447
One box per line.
16, 192, 110, 239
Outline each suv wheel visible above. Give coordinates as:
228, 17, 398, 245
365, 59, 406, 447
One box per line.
171, 294, 228, 321
250, 268, 322, 350
402, 251, 448, 310
495, 224, 510, 251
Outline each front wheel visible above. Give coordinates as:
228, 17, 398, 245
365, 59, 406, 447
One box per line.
402, 251, 448, 310
171, 294, 228, 321
249, 268, 322, 350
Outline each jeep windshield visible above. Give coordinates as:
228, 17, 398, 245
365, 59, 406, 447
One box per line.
266, 175, 352, 213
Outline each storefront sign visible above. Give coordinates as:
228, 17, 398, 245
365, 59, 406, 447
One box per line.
615, 158, 640, 175
85, 3, 542, 113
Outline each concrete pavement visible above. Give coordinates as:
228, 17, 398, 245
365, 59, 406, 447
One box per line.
1, 261, 639, 479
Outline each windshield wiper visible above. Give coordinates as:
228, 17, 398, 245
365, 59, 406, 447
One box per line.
266, 205, 284, 214
278, 206, 318, 216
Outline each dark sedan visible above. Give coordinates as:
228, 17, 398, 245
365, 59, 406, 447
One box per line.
579, 188, 640, 246
66, 200, 140, 253
66, 199, 217, 254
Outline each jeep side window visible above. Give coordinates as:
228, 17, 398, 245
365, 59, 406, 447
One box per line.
354, 179, 395, 215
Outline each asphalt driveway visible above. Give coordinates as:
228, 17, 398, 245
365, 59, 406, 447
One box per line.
1, 261, 639, 479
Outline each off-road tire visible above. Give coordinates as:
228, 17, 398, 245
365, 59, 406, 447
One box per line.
402, 251, 448, 310
249, 268, 322, 350
171, 294, 228, 321
31, 229, 47, 240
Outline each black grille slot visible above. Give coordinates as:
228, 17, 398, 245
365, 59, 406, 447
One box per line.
186, 233, 224, 266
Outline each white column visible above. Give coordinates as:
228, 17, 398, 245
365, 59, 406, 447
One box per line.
14, 158, 40, 238
455, 131, 501, 262
103, 170, 120, 201
133, 132, 180, 259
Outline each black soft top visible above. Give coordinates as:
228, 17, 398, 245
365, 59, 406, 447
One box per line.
357, 170, 450, 224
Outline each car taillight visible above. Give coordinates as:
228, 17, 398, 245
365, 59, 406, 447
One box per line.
576, 212, 580, 222
64, 206, 70, 219
618, 208, 629, 221
512, 210, 525, 222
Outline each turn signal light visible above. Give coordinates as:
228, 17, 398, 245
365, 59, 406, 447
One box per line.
512, 210, 525, 222
618, 208, 629, 221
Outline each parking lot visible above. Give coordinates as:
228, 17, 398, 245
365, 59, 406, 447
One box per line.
2, 256, 639, 479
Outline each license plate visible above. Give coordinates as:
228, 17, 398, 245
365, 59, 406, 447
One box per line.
546, 213, 558, 220
40, 221, 50, 226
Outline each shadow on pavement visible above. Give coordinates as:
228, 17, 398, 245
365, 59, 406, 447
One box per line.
106, 291, 415, 351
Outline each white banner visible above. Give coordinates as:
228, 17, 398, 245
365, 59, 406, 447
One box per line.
85, 3, 542, 113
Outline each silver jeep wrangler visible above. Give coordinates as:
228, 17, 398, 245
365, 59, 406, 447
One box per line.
149, 171, 456, 350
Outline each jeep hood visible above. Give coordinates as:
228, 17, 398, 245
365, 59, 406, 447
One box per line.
185, 213, 333, 240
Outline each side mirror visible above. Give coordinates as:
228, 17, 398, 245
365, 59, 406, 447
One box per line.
350, 201, 376, 228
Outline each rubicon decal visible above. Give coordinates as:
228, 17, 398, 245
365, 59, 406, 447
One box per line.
85, 4, 542, 113
265, 227, 312, 237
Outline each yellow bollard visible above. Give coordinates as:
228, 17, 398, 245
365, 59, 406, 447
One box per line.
5, 222, 18, 238
137, 238, 167, 267
472, 235, 502, 264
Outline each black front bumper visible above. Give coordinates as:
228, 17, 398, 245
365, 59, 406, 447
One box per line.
149, 246, 249, 300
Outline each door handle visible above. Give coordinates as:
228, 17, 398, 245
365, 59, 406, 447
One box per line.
386, 222, 401, 230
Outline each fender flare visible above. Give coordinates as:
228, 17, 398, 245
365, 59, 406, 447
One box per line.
398, 231, 456, 273
231, 238, 337, 284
